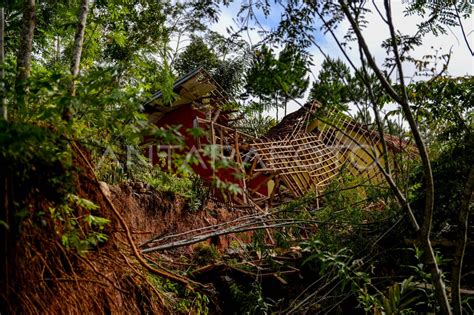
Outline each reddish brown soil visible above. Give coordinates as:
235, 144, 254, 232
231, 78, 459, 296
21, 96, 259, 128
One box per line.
112, 182, 253, 254
2, 144, 253, 314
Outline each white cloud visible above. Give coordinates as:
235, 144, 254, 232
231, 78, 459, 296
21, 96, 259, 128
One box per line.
210, 2, 267, 47
210, 1, 473, 117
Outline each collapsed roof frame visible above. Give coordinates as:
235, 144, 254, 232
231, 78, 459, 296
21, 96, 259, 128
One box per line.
145, 68, 414, 208
194, 100, 409, 207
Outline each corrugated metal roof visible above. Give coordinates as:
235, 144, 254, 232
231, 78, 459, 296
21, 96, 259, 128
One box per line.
143, 67, 205, 108
142, 67, 230, 112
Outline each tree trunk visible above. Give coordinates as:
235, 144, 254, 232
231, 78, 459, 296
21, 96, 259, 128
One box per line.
0, 13, 10, 295
0, 169, 11, 313
69, 0, 90, 96
15, 0, 36, 112
0, 7, 6, 120
340, 1, 451, 313
0, 8, 8, 313
0, 5, 6, 297
452, 166, 474, 315
382, 2, 449, 313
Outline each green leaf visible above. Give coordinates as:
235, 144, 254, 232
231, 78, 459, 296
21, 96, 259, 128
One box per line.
0, 220, 9, 229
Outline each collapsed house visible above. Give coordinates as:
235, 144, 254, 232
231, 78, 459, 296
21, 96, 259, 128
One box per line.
143, 68, 412, 207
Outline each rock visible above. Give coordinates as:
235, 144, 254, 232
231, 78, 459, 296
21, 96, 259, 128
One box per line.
225, 247, 243, 258
99, 181, 111, 199
109, 185, 122, 196
121, 183, 132, 195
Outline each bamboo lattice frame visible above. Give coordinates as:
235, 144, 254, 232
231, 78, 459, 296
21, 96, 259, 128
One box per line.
195, 101, 405, 205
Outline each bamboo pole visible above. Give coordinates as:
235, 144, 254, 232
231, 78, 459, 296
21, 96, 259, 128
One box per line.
234, 131, 248, 204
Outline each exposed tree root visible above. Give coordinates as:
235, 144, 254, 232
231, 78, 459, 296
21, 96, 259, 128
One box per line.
72, 141, 203, 291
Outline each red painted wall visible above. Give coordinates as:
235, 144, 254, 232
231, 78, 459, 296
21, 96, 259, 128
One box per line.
147, 104, 243, 187
146, 104, 271, 199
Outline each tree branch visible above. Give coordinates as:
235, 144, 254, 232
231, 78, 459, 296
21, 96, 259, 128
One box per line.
338, 1, 404, 105
141, 219, 320, 253
340, 1, 451, 312
452, 166, 474, 315
383, 1, 449, 313
315, 114, 419, 231
358, 45, 392, 176
73, 142, 200, 290
453, 3, 473, 56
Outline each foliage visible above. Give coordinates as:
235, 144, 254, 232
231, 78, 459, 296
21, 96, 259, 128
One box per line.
309, 57, 352, 112
245, 44, 310, 118
407, 76, 473, 146
298, 240, 437, 314
359, 276, 428, 315
0, 120, 110, 255
313, 169, 393, 250
234, 108, 276, 137
142, 168, 193, 196
404, 0, 472, 37
174, 36, 219, 76
137, 167, 208, 212
411, 129, 473, 234
173, 35, 245, 97
407, 76, 473, 233
188, 176, 210, 212
54, 194, 110, 255
0, 120, 73, 205
228, 281, 272, 315
148, 275, 210, 315
275, 45, 310, 106
2, 0, 473, 313
308, 56, 400, 130
193, 242, 220, 265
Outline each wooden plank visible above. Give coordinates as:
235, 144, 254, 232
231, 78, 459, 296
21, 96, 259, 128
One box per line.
269, 176, 281, 204
276, 142, 307, 196
196, 117, 254, 139
249, 173, 275, 194
234, 131, 248, 204
220, 127, 224, 156
280, 174, 300, 198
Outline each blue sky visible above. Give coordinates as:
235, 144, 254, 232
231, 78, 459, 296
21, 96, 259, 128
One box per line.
207, 1, 473, 118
